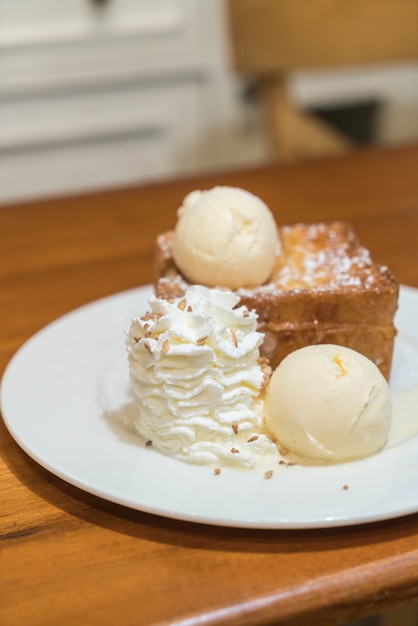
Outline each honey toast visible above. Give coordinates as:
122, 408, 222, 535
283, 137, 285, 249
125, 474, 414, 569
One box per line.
154, 222, 398, 380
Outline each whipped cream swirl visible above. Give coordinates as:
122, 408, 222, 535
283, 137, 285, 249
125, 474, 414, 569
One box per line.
126, 285, 275, 467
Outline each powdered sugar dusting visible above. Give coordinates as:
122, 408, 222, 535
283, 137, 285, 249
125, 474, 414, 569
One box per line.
238, 222, 384, 294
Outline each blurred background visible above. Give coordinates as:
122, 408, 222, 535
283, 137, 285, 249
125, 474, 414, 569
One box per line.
0, 0, 417, 204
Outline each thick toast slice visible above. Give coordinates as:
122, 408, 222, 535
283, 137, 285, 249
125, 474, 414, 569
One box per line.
154, 222, 398, 380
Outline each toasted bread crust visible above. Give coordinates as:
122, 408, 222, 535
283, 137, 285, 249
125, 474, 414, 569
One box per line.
154, 222, 398, 380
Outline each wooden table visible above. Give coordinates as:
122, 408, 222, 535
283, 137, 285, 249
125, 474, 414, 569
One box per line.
1, 145, 418, 626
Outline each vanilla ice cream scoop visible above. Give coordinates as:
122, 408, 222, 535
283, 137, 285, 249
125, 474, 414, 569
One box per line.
264, 344, 392, 463
172, 186, 278, 289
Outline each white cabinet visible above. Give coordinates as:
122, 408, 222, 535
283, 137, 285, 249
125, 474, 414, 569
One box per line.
0, 0, 269, 203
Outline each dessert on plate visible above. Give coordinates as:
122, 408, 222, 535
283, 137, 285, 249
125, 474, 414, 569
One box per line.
124, 185, 397, 469
154, 187, 399, 380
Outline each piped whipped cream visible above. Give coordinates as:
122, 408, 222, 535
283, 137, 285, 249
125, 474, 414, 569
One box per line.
126, 285, 276, 467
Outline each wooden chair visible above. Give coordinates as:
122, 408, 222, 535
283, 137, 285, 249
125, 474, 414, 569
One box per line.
226, 0, 418, 161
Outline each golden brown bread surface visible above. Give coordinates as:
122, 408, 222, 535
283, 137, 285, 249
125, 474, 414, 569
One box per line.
154, 222, 399, 380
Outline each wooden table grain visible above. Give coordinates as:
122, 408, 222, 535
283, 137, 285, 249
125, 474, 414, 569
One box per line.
1, 145, 418, 626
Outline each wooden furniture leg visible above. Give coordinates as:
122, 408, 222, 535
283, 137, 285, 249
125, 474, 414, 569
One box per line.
261, 77, 353, 161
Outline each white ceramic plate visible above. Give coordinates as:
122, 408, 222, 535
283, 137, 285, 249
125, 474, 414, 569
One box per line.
2, 285, 418, 529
